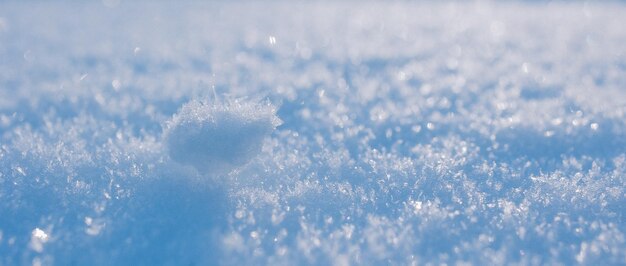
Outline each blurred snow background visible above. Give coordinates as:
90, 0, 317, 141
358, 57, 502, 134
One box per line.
0, 1, 625, 265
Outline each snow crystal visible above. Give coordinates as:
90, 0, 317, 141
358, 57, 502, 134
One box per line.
164, 99, 281, 175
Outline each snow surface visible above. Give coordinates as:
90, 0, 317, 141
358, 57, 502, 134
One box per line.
0, 1, 625, 265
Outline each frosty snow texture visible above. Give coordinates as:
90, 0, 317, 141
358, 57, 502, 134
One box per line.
0, 2, 625, 266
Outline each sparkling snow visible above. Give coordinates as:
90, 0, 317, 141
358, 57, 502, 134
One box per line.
0, 1, 625, 265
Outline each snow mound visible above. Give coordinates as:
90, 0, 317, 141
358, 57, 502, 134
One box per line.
163, 99, 281, 174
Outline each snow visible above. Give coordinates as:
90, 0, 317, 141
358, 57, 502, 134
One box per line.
164, 98, 280, 175
0, 1, 625, 265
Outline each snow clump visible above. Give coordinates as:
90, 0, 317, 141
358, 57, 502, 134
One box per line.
163, 98, 281, 175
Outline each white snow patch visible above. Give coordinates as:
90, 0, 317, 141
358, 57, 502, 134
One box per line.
163, 98, 281, 175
